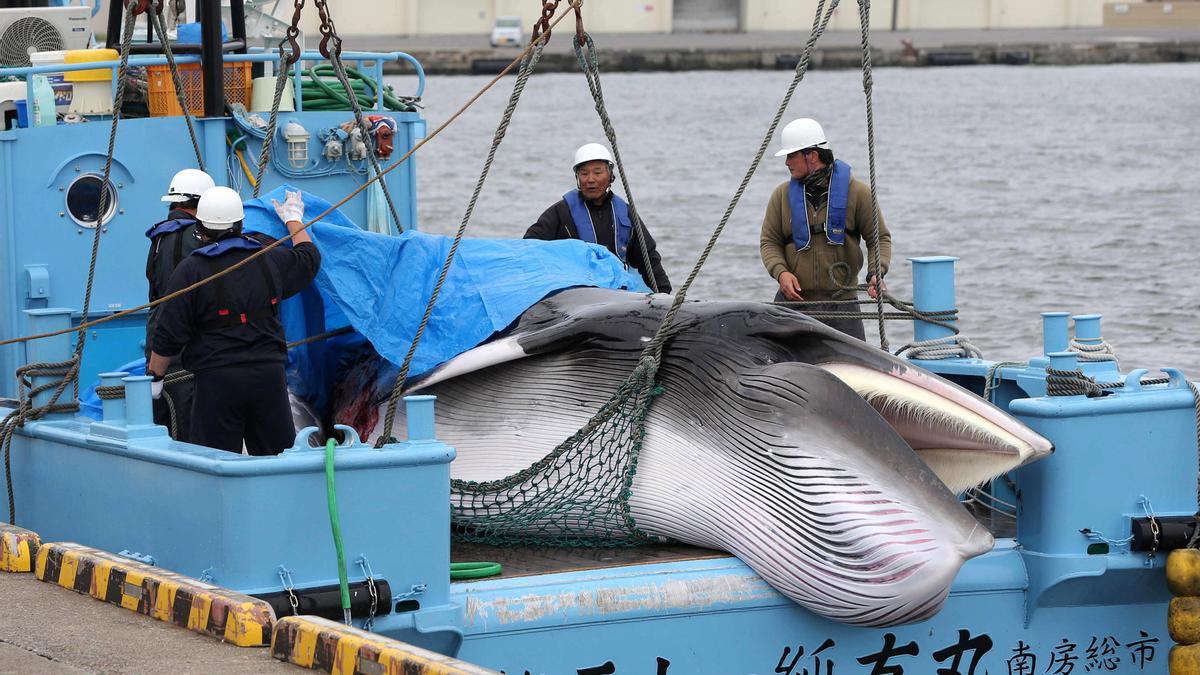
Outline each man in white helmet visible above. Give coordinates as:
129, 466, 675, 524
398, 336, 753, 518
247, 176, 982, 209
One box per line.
759, 118, 892, 340
148, 187, 321, 455
144, 168, 215, 439
524, 142, 671, 293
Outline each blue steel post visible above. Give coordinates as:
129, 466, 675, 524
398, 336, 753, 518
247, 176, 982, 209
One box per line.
404, 395, 436, 441
122, 375, 154, 427
909, 256, 959, 344
1047, 350, 1080, 376
1072, 314, 1102, 345
1041, 312, 1069, 355
202, 118, 228, 186
98, 372, 127, 424
24, 308, 73, 416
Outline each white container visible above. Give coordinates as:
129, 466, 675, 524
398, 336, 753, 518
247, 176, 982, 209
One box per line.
28, 50, 71, 114
250, 76, 295, 113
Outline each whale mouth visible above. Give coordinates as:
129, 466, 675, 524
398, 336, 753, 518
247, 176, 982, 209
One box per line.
816, 362, 1054, 494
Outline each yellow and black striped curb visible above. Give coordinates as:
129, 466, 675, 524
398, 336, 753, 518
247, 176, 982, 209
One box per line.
271, 615, 498, 675
35, 542, 275, 647
0, 522, 40, 573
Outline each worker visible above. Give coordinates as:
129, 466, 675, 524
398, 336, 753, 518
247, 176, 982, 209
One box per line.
148, 188, 320, 455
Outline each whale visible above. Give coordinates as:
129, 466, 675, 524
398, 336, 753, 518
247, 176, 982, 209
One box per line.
331, 287, 1053, 627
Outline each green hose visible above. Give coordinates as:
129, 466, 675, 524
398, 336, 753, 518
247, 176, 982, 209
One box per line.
325, 439, 352, 624
450, 561, 503, 580
300, 64, 413, 112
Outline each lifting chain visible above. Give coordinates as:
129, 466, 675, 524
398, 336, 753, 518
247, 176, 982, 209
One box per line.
530, 0, 561, 45
312, 0, 406, 231
253, 0, 306, 196
357, 557, 380, 631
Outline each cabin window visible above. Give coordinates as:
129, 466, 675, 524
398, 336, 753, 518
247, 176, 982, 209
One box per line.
65, 174, 118, 228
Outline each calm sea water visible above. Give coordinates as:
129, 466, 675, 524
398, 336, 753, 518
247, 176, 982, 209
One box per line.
389, 63, 1200, 376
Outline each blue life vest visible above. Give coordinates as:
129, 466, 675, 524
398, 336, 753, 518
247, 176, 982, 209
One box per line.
144, 217, 196, 240
563, 189, 632, 263
789, 159, 851, 251
192, 235, 263, 258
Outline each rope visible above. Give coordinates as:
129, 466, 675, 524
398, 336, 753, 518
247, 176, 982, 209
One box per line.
983, 360, 1026, 401
572, 33, 658, 293
1045, 367, 1109, 398
894, 335, 983, 361
854, 0, 888, 350
0, 6, 578, 352
1069, 338, 1119, 364
327, 49, 406, 232
252, 65, 292, 196
642, 0, 841, 361
374, 38, 548, 447
149, 8, 204, 170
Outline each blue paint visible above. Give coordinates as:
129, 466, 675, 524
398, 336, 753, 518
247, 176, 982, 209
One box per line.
1041, 311, 1069, 355
98, 372, 127, 424
1072, 314, 1102, 342
405, 395, 436, 442
909, 255, 959, 342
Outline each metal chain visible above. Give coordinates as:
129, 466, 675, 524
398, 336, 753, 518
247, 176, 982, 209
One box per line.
855, 0, 888, 351
149, 7, 204, 170
278, 566, 300, 615
642, 0, 841, 359
314, 0, 405, 232
375, 35, 549, 446
357, 557, 379, 631
253, 0, 306, 196
573, 32, 658, 293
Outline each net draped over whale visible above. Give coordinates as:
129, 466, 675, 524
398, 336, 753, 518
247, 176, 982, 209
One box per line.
241, 187, 661, 547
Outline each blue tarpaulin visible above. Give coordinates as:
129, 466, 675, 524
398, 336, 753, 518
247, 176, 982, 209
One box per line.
81, 186, 649, 420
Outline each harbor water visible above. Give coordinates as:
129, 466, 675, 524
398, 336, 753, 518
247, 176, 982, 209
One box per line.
393, 63, 1200, 376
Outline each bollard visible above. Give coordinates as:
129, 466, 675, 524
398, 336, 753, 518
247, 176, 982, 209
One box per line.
98, 372, 128, 424
1047, 351, 1080, 373
23, 308, 74, 416
122, 375, 154, 427
909, 256, 959, 343
1071, 314, 1102, 345
1041, 312, 1069, 356
404, 395, 436, 442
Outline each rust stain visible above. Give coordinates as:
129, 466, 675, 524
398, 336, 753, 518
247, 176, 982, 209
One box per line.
464, 572, 777, 627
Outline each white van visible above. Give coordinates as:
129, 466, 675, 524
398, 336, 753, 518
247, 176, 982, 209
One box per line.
490, 16, 522, 47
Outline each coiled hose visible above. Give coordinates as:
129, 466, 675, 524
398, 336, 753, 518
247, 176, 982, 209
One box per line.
300, 64, 413, 112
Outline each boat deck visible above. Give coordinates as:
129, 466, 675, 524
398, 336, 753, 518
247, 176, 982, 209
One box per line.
450, 541, 730, 580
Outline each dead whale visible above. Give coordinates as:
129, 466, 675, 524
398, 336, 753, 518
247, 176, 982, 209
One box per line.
333, 288, 1052, 627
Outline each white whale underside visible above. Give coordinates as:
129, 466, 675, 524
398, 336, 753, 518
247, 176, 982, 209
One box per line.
370, 336, 993, 627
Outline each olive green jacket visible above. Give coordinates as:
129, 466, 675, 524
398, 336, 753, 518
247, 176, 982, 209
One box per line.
759, 177, 892, 299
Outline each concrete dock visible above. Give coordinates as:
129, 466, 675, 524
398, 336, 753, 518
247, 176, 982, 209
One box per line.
357, 27, 1200, 75
0, 572, 292, 674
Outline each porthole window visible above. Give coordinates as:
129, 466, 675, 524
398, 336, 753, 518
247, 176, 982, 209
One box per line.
65, 174, 118, 228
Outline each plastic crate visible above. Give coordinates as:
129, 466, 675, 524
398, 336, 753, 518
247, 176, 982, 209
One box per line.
147, 61, 252, 117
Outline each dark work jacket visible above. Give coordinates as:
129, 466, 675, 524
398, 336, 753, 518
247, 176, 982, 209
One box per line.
145, 209, 203, 358
153, 240, 321, 374
524, 193, 672, 294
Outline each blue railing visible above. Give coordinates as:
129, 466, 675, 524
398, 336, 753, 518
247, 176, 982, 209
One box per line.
0, 49, 425, 117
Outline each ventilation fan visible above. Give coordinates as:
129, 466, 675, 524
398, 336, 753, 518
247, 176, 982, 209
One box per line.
0, 6, 92, 68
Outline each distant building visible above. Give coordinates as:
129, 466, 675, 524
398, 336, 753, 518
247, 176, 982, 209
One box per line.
290, 0, 1164, 37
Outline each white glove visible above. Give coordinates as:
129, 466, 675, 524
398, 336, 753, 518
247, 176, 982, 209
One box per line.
272, 190, 305, 224
150, 378, 164, 400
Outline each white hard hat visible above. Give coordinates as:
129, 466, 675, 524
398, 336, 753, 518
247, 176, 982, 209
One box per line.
195, 186, 244, 231
573, 143, 614, 169
774, 118, 830, 157
161, 169, 215, 203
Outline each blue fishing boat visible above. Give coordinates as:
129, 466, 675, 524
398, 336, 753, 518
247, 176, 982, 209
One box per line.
0, 1, 1196, 674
